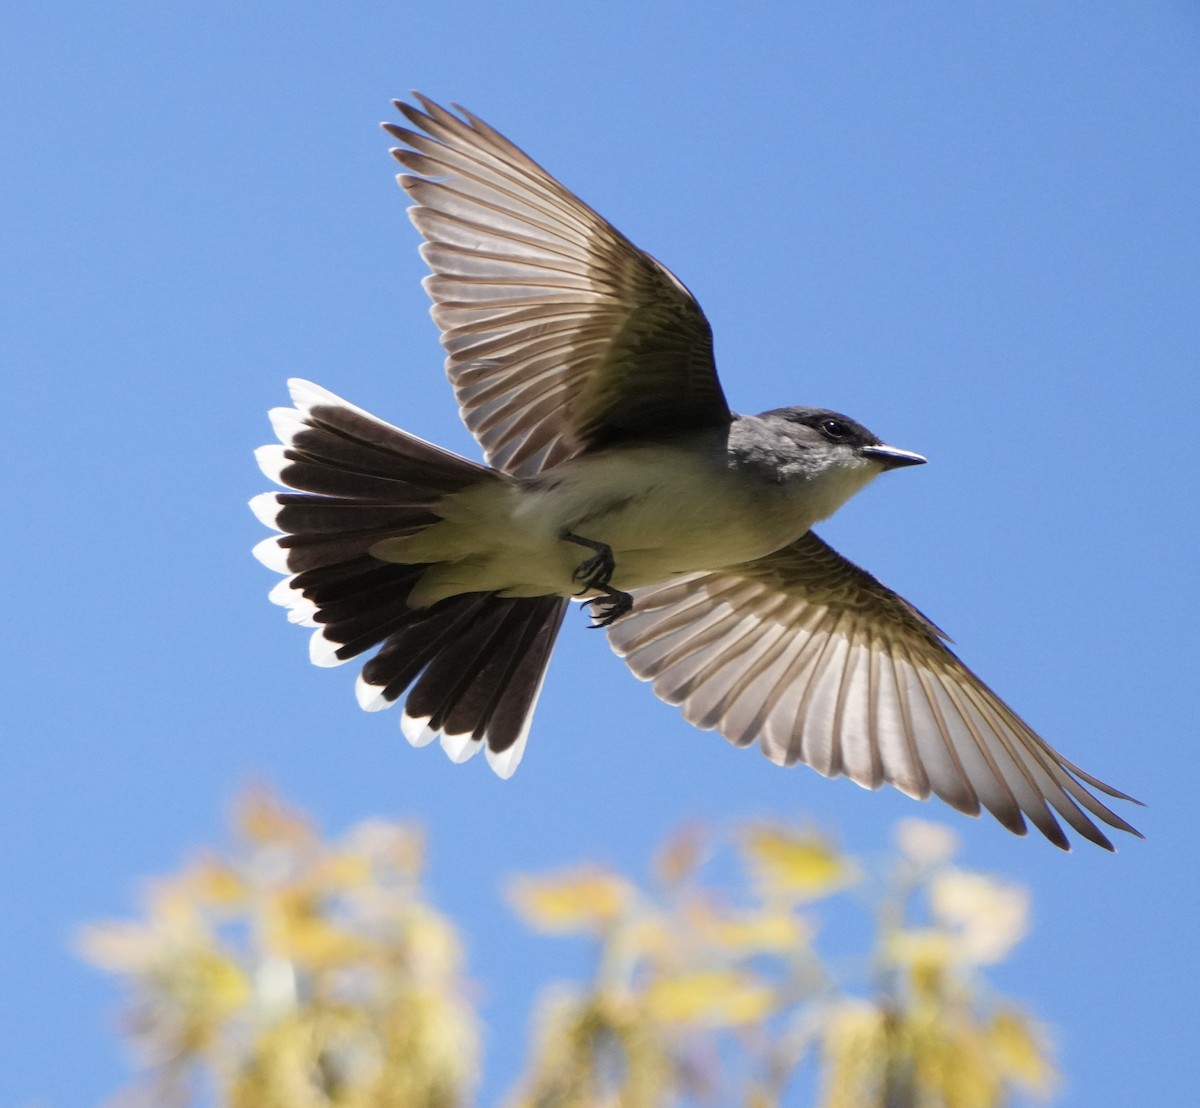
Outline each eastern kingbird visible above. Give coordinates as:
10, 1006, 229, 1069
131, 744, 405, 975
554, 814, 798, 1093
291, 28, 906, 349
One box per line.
253, 95, 1140, 850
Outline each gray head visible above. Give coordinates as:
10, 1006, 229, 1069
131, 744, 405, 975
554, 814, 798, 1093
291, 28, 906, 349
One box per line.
735, 406, 926, 524
758, 406, 927, 472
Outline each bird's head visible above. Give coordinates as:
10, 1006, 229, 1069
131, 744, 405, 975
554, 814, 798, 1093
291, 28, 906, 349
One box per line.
753, 406, 927, 521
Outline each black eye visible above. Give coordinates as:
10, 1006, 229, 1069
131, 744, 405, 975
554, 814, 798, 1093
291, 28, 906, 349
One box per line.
820, 418, 851, 441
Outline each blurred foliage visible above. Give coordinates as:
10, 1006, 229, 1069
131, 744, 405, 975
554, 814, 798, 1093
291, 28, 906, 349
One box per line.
79, 789, 477, 1107
506, 819, 1052, 1108
81, 790, 1055, 1107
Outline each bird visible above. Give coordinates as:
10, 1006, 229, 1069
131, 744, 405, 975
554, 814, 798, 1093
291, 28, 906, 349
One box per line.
252, 94, 1140, 851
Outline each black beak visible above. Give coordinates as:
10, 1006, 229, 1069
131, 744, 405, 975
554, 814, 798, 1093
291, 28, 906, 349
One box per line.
861, 443, 927, 470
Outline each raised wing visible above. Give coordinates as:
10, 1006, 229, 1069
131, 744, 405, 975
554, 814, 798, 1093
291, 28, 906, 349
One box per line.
607, 533, 1141, 850
385, 95, 730, 476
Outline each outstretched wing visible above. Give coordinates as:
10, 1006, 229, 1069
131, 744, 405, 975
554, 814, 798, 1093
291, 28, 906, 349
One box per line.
607, 532, 1141, 850
385, 95, 730, 476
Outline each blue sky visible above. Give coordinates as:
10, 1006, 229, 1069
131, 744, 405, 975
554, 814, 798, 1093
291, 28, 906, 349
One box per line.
3, 2, 1198, 1103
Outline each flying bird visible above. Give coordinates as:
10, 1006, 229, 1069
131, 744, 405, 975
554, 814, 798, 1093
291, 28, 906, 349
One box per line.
252, 95, 1140, 850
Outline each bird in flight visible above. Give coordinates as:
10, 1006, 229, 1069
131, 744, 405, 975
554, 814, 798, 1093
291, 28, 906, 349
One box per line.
253, 94, 1140, 851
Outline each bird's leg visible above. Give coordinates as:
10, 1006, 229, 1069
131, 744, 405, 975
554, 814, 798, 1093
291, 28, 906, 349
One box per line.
560, 530, 617, 591
560, 530, 633, 627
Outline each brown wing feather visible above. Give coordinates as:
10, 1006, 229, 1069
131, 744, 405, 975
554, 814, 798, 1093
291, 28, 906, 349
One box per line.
385, 95, 730, 476
608, 532, 1141, 851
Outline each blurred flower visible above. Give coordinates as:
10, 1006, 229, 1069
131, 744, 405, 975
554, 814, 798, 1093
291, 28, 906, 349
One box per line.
932, 870, 1030, 965
886, 928, 956, 997
509, 866, 632, 934
235, 786, 314, 849
740, 826, 855, 901
653, 823, 708, 886
683, 899, 810, 955
818, 998, 889, 1107
83, 797, 1055, 1107
895, 818, 960, 866
79, 786, 478, 1106
644, 969, 775, 1027
989, 1009, 1056, 1097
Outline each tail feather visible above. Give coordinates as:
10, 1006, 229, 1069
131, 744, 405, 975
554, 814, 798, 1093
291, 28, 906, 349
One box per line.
361, 596, 490, 699
360, 591, 567, 774
409, 597, 554, 737
282, 379, 487, 490
263, 526, 432, 575
262, 493, 441, 535
257, 447, 448, 503
316, 567, 425, 629
253, 379, 565, 775
291, 556, 411, 601
441, 597, 565, 747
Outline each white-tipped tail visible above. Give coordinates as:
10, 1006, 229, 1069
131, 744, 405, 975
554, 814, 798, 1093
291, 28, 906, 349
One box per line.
252, 379, 565, 777
400, 712, 438, 747
440, 729, 484, 764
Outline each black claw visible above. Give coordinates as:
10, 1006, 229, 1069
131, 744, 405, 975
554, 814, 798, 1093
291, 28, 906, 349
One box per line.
584, 587, 634, 628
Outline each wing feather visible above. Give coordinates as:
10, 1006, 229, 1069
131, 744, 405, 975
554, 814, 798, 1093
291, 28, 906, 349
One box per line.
608, 532, 1140, 850
387, 95, 730, 475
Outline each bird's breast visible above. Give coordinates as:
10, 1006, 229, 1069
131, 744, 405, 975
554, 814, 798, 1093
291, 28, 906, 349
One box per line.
518, 444, 819, 589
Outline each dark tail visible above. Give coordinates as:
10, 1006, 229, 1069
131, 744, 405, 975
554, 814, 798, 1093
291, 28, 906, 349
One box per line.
252, 379, 567, 776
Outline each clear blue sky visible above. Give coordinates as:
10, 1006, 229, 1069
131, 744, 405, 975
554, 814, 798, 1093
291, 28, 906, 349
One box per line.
3, 2, 1197, 1103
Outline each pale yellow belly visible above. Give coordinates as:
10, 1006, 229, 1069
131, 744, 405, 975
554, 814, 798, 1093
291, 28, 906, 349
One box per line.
375, 443, 844, 606
493, 446, 812, 595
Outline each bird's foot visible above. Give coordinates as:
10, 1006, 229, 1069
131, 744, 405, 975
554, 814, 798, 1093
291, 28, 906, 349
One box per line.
573, 549, 615, 591
584, 586, 634, 628
560, 530, 616, 592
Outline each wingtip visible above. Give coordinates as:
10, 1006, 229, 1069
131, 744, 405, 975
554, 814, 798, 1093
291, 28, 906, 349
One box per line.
1050, 833, 1076, 853
381, 121, 413, 147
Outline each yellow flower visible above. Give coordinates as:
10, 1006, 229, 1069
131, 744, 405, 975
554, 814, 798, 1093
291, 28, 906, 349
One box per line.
645, 970, 775, 1027
886, 929, 955, 997
264, 886, 367, 967
234, 786, 314, 848
509, 867, 632, 933
989, 1009, 1056, 1096
685, 898, 810, 954
185, 854, 248, 907
819, 998, 888, 1107
740, 825, 853, 900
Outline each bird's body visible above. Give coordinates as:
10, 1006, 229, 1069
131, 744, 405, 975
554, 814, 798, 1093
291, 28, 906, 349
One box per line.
370, 413, 889, 605
253, 95, 1140, 850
